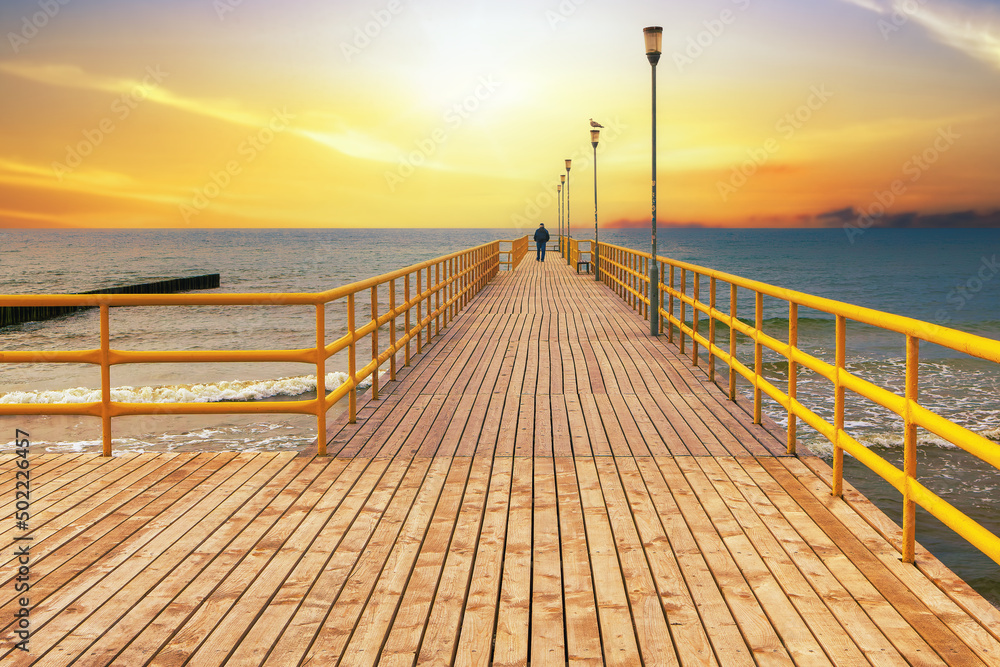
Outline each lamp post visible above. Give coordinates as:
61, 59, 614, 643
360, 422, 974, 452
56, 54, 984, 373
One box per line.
560, 174, 566, 256
644, 25, 662, 336
556, 182, 562, 256
565, 159, 572, 266
591, 128, 600, 281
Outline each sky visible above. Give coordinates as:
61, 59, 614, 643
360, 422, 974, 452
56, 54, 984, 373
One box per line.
1, 0, 999, 230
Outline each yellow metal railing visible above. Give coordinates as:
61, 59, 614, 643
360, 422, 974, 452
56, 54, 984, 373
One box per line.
568, 238, 593, 272
601, 243, 652, 317
0, 241, 501, 457
597, 241, 1000, 567
499, 236, 529, 271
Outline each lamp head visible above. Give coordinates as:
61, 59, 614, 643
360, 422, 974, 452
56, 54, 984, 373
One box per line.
565, 159, 572, 171
590, 128, 600, 147
644, 26, 663, 66
557, 184, 562, 192
560, 174, 565, 184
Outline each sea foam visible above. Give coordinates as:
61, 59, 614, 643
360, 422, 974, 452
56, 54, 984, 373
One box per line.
0, 372, 373, 405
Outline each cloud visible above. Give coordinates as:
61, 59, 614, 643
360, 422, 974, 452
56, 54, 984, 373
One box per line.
817, 206, 857, 222
297, 129, 403, 165
841, 0, 887, 13
0, 157, 179, 205
907, 3, 1000, 70
0, 61, 408, 166
605, 208, 1000, 229
837, 0, 1000, 70
846, 207, 1000, 227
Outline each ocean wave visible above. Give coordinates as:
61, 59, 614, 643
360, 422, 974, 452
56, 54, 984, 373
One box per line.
0, 372, 374, 405
28, 422, 313, 455
803, 427, 1000, 459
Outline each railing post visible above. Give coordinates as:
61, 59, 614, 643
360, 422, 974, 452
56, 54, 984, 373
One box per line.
645, 256, 650, 321
631, 253, 637, 310
659, 261, 665, 335
371, 285, 379, 400
348, 293, 357, 423
416, 269, 423, 355
611, 249, 622, 298
389, 279, 397, 381
668, 265, 675, 343
679, 269, 686, 355
100, 303, 112, 457
641, 255, 647, 319
787, 302, 797, 455
754, 290, 762, 424
614, 247, 619, 294
617, 250, 622, 293
692, 272, 700, 366
435, 262, 441, 337
709, 277, 716, 381
316, 303, 327, 456
903, 334, 919, 562
405, 274, 411, 367
832, 314, 846, 497
728, 283, 737, 401
450, 257, 456, 323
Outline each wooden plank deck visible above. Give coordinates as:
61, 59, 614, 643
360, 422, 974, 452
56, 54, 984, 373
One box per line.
3, 257, 1000, 665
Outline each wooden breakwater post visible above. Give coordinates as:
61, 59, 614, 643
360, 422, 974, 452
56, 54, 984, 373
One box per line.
0, 274, 221, 328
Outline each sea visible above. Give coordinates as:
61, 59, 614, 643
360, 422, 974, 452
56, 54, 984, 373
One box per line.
1, 227, 998, 606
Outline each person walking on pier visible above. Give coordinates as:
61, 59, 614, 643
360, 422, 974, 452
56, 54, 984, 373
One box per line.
534, 223, 550, 262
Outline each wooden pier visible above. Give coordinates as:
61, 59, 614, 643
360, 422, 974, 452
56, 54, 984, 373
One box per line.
3, 258, 1000, 665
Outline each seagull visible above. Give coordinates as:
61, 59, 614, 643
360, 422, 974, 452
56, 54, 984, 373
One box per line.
589, 118, 605, 128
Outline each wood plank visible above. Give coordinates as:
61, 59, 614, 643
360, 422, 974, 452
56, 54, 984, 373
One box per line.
13, 453, 289, 664
593, 457, 679, 665
493, 456, 533, 666
288, 457, 435, 666
574, 457, 643, 666
552, 457, 603, 666
90, 456, 336, 666
144, 455, 383, 666
655, 457, 794, 666
216, 456, 412, 667
698, 456, 870, 665
614, 456, 719, 666
529, 456, 566, 666
411, 456, 494, 666
378, 457, 474, 666
769, 456, 996, 666
722, 456, 913, 666
453, 456, 514, 666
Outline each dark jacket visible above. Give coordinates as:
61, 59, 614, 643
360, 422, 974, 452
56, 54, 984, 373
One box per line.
534, 227, 550, 244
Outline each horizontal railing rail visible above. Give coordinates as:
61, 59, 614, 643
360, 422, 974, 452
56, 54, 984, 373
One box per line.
1, 241, 503, 456
568, 238, 593, 272
597, 241, 1000, 567
499, 235, 529, 271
